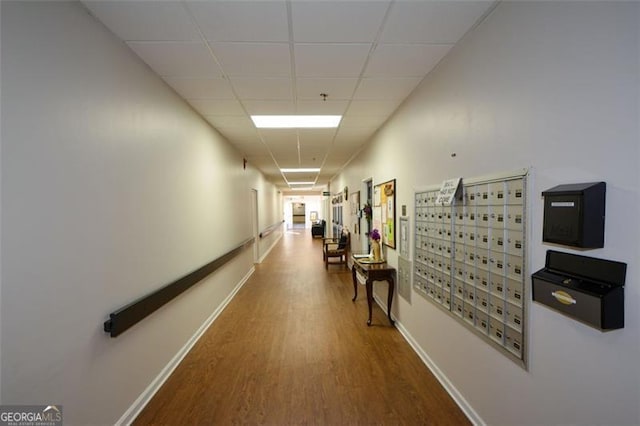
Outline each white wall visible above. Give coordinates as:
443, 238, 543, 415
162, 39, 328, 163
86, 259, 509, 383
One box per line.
333, 2, 639, 424
0, 1, 280, 423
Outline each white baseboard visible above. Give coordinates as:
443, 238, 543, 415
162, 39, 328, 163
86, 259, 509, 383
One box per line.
258, 232, 282, 263
372, 294, 484, 426
116, 266, 256, 425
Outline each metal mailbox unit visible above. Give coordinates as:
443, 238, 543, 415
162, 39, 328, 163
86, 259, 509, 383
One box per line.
413, 170, 528, 366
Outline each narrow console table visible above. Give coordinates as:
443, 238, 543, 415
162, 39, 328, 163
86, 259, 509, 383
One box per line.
351, 256, 396, 326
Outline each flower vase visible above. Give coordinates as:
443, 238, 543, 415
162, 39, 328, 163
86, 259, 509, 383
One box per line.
372, 240, 382, 261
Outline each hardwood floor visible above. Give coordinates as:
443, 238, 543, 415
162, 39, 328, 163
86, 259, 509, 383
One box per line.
134, 229, 470, 425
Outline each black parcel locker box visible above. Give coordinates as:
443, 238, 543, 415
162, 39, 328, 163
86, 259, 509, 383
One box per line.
532, 250, 626, 330
542, 182, 605, 248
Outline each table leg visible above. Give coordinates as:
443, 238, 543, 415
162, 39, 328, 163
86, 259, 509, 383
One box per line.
366, 279, 373, 326
387, 278, 395, 326
351, 266, 358, 302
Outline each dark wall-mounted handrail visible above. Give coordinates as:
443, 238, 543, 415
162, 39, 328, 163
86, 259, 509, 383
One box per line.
104, 237, 255, 337
259, 220, 284, 239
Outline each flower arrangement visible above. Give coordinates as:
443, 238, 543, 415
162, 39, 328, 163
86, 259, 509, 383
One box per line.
370, 228, 381, 241
362, 203, 372, 220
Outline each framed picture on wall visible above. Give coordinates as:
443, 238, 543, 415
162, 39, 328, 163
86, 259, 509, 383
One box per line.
374, 179, 396, 249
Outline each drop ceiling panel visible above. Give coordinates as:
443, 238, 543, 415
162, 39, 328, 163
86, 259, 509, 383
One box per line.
260, 129, 298, 146
284, 172, 319, 183
364, 43, 452, 77
334, 127, 376, 146
291, 1, 389, 43
127, 41, 222, 77
188, 99, 245, 116
232, 141, 271, 157
243, 100, 295, 115
187, 1, 289, 42
230, 77, 293, 100
353, 77, 423, 100
84, 1, 199, 41
164, 77, 236, 99
381, 1, 493, 43
296, 100, 348, 115
339, 115, 388, 128
296, 78, 359, 99
294, 43, 372, 77
211, 43, 291, 76
211, 126, 261, 143
299, 145, 329, 161
298, 129, 338, 147
345, 99, 402, 117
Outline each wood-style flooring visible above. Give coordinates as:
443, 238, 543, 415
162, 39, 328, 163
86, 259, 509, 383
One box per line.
134, 229, 470, 425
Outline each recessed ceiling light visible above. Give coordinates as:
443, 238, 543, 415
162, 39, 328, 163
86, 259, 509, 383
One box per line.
251, 115, 341, 128
281, 168, 321, 173
288, 181, 315, 185
290, 187, 314, 191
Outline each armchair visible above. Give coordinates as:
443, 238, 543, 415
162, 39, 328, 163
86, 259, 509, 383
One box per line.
323, 230, 350, 269
311, 220, 326, 238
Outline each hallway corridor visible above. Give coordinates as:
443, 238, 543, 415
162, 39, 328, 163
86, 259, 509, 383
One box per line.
134, 229, 469, 425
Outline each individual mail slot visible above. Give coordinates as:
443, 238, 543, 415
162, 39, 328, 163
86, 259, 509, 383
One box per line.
463, 302, 475, 324
454, 244, 465, 261
435, 287, 443, 303
435, 206, 444, 221
464, 246, 476, 266
490, 251, 506, 275
441, 241, 452, 258
476, 311, 489, 334
476, 289, 489, 313
452, 296, 464, 317
454, 261, 465, 280
477, 184, 489, 206
506, 179, 524, 205
416, 209, 424, 220
454, 279, 465, 298
490, 207, 506, 229
443, 273, 452, 291
464, 267, 476, 286
454, 206, 465, 224
506, 278, 523, 305
427, 270, 436, 285
428, 209, 438, 222
490, 296, 506, 321
443, 291, 451, 309
477, 269, 490, 290
478, 230, 490, 249
467, 186, 478, 206
444, 261, 452, 275
476, 206, 490, 226
465, 228, 477, 246
428, 284, 436, 298
464, 284, 475, 303
505, 327, 523, 357
490, 272, 505, 297
489, 317, 505, 343
507, 254, 524, 280
476, 248, 490, 271
465, 208, 477, 226
489, 182, 505, 205
506, 205, 524, 230
443, 227, 452, 239
436, 272, 445, 287
506, 301, 523, 331
455, 229, 465, 245
443, 210, 452, 225
506, 230, 524, 257
491, 229, 506, 253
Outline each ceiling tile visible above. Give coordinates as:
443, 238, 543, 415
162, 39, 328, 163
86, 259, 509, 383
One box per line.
298, 129, 338, 147
188, 99, 245, 116
291, 1, 389, 43
230, 77, 293, 100
84, 1, 199, 41
334, 127, 376, 146
211, 43, 291, 77
381, 1, 493, 43
164, 77, 236, 99
353, 77, 423, 100
364, 43, 452, 77
296, 100, 348, 115
127, 41, 222, 77
231, 141, 271, 157
345, 100, 401, 117
283, 172, 319, 182
296, 78, 359, 100
260, 129, 298, 147
294, 44, 371, 77
187, 1, 289, 42
243, 100, 295, 115
339, 115, 388, 128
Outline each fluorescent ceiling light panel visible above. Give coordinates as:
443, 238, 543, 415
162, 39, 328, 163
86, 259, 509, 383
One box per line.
252, 115, 341, 128
288, 181, 315, 185
291, 187, 314, 191
281, 168, 321, 173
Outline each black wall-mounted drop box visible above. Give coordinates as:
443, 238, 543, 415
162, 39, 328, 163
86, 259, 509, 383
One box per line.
532, 250, 626, 330
542, 182, 605, 248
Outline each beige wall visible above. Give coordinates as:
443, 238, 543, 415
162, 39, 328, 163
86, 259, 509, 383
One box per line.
333, 2, 639, 424
1, 1, 281, 423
